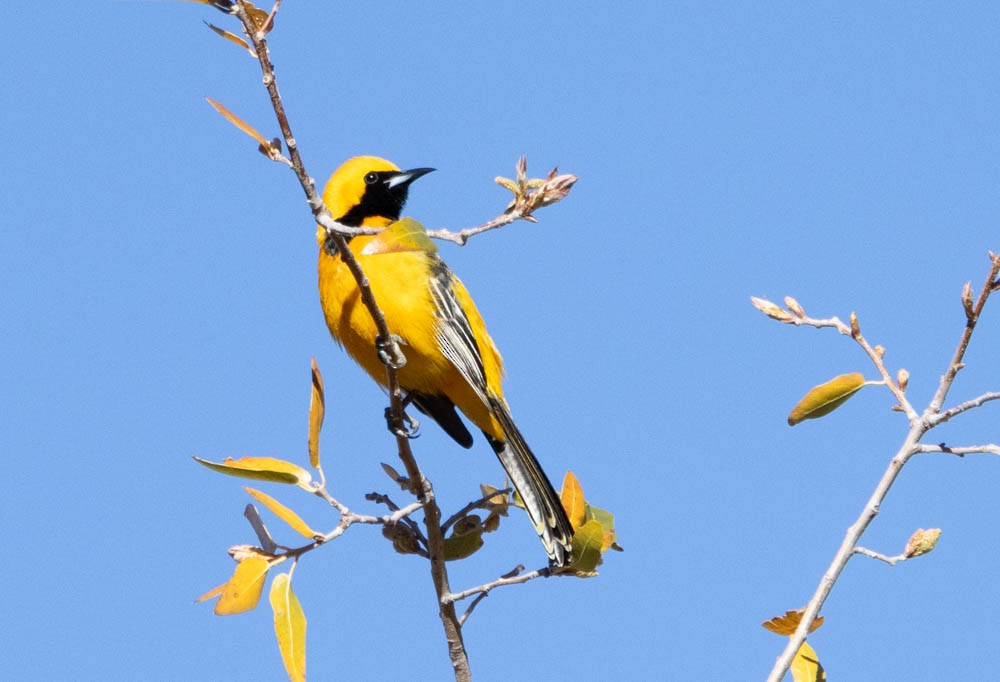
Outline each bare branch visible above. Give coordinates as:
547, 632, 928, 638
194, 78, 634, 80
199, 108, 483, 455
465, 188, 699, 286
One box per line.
912, 443, 1000, 457
852, 546, 906, 566
443, 564, 553, 626
928, 391, 1000, 427
925, 252, 1000, 416
766, 250, 1000, 682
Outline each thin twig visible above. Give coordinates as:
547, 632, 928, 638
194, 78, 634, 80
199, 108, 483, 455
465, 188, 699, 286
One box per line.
929, 391, 1000, 427
441, 488, 512, 534
765, 251, 1000, 682
852, 546, 906, 566
444, 566, 549, 605
912, 443, 1000, 457
427, 213, 523, 246
231, 4, 470, 677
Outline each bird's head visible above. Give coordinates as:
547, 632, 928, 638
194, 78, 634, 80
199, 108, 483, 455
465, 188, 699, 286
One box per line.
322, 156, 435, 228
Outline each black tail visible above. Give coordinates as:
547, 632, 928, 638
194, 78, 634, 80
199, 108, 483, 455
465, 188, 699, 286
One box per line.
486, 397, 574, 566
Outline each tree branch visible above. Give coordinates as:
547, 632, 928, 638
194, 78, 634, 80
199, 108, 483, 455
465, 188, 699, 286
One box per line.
765, 250, 1000, 682
231, 3, 469, 677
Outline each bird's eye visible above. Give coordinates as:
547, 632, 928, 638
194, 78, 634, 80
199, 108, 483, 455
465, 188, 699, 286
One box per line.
364, 171, 379, 185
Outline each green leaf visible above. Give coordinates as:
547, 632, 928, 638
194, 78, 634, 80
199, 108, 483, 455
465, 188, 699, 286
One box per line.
787, 372, 866, 426
443, 515, 485, 561
567, 519, 604, 575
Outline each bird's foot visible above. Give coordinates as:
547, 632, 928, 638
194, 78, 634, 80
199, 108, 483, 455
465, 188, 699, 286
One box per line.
385, 406, 420, 440
376, 334, 407, 370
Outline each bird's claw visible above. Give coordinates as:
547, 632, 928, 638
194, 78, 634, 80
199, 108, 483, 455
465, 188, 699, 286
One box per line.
376, 334, 407, 370
385, 406, 420, 440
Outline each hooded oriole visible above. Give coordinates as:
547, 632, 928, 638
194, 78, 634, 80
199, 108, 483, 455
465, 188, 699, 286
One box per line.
316, 156, 574, 566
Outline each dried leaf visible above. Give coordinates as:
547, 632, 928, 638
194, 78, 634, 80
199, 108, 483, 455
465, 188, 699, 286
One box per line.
215, 556, 270, 615
308, 358, 324, 469
904, 528, 942, 558
241, 2, 272, 34
791, 641, 826, 682
244, 504, 278, 555
479, 484, 510, 516
245, 487, 320, 540
383, 524, 421, 555
787, 373, 866, 426
193, 456, 312, 489
761, 609, 824, 636
560, 470, 587, 530
270, 573, 307, 682
381, 462, 408, 489
205, 97, 269, 147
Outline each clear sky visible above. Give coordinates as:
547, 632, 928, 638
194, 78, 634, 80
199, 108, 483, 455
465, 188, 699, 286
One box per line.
5, 2, 1000, 680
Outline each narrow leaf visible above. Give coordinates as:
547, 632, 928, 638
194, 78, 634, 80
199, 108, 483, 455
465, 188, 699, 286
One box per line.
308, 358, 324, 469
244, 504, 278, 554
245, 487, 320, 540
204, 22, 255, 55
205, 97, 269, 147
215, 556, 270, 615
787, 372, 866, 426
790, 641, 826, 682
195, 582, 226, 604
560, 470, 587, 530
193, 456, 312, 488
270, 573, 307, 682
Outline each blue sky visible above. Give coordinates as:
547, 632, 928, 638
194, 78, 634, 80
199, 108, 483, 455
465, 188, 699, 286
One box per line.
5, 2, 1000, 680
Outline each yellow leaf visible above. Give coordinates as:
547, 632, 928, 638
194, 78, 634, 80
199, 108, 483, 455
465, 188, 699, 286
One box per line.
443, 515, 485, 561
791, 641, 826, 682
205, 97, 269, 147
308, 358, 324, 469
560, 471, 587, 530
215, 556, 269, 615
244, 487, 320, 540
193, 456, 312, 488
788, 372, 866, 426
204, 22, 254, 55
194, 582, 226, 604
479, 483, 510, 516
566, 519, 604, 575
761, 609, 824, 636
270, 573, 307, 682
904, 528, 942, 558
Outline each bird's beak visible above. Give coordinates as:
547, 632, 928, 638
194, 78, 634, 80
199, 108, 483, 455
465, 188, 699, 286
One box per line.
386, 167, 436, 189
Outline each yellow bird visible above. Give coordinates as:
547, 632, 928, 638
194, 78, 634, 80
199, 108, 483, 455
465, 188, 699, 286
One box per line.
316, 156, 574, 566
